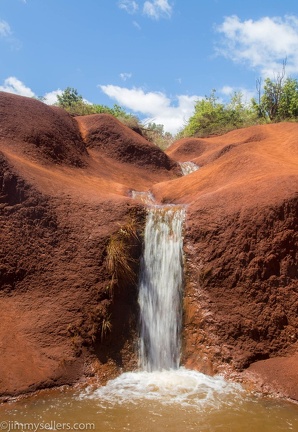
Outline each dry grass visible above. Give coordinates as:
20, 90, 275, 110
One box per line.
101, 314, 112, 341
106, 217, 141, 287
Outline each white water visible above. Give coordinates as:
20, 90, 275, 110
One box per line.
83, 368, 243, 409
138, 205, 185, 371
130, 190, 155, 205
179, 161, 199, 175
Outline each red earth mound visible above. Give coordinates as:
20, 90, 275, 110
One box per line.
76, 113, 180, 173
0, 92, 297, 402
0, 92, 87, 167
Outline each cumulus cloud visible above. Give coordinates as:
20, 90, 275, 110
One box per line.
143, 0, 172, 20
118, 0, 139, 14
216, 15, 298, 76
43, 89, 63, 105
99, 84, 198, 134
120, 72, 132, 81
0, 76, 35, 97
0, 19, 12, 38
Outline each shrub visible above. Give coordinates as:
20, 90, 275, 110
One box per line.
180, 90, 258, 138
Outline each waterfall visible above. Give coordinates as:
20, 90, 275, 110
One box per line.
138, 205, 185, 371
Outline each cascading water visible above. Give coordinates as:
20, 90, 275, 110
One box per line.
179, 161, 199, 175
79, 200, 246, 410
138, 205, 185, 371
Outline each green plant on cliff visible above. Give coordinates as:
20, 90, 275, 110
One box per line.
56, 87, 132, 117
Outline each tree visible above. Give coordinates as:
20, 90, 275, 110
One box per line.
180, 90, 256, 138
57, 87, 83, 108
277, 78, 298, 119
251, 59, 298, 121
142, 122, 174, 149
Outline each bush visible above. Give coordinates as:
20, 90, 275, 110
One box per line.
180, 90, 258, 138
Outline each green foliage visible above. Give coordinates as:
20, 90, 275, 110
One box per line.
142, 122, 174, 150
278, 78, 298, 119
57, 87, 83, 108
252, 61, 298, 122
180, 90, 257, 138
253, 77, 298, 121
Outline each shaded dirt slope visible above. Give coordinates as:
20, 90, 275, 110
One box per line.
76, 114, 180, 174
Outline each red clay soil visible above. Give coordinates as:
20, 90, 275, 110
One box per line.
0, 91, 87, 167
0, 91, 297, 402
244, 354, 298, 400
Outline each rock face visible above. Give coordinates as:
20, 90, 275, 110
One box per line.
0, 92, 297, 401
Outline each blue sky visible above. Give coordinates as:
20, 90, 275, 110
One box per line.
1, 0, 298, 134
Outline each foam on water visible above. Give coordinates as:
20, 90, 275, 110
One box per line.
80, 368, 243, 409
130, 190, 155, 205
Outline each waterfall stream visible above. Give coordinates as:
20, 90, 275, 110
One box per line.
138, 205, 185, 371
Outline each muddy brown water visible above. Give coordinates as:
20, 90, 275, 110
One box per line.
1, 369, 297, 432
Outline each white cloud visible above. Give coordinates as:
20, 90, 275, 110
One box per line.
99, 84, 198, 134
0, 19, 12, 38
220, 85, 234, 96
220, 85, 255, 104
133, 20, 141, 30
118, 0, 139, 14
43, 89, 63, 105
143, 0, 172, 20
120, 72, 132, 81
216, 15, 298, 76
0, 77, 35, 98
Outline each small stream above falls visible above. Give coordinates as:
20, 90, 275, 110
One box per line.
179, 161, 199, 175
